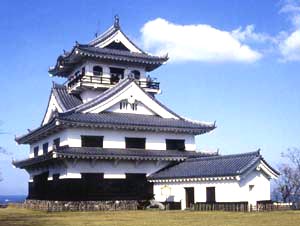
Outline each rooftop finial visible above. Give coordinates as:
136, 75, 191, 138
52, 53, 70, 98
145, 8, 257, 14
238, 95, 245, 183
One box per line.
114, 15, 120, 28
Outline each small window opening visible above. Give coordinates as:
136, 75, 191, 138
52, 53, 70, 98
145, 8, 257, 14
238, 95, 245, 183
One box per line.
131, 70, 140, 80
33, 146, 39, 157
110, 67, 124, 84
166, 139, 185, 151
125, 137, 145, 149
93, 66, 103, 76
42, 143, 48, 155
81, 136, 103, 147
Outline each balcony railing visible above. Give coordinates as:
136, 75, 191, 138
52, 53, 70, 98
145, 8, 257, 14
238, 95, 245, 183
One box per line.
67, 74, 160, 90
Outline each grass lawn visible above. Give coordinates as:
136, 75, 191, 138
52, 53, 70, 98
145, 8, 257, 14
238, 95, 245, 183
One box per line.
0, 206, 300, 226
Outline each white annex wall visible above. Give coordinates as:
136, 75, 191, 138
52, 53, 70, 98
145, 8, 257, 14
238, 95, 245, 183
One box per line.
153, 170, 271, 210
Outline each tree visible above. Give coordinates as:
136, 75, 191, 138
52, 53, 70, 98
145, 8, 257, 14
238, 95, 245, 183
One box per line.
274, 148, 300, 202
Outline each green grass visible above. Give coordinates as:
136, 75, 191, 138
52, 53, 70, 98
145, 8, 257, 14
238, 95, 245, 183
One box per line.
0, 206, 300, 226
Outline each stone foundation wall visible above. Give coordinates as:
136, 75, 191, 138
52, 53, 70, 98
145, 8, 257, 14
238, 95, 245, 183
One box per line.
23, 199, 140, 212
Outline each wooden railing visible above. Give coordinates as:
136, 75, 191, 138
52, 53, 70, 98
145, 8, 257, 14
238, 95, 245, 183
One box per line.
193, 201, 295, 212
194, 202, 249, 212
67, 74, 160, 90
138, 80, 160, 89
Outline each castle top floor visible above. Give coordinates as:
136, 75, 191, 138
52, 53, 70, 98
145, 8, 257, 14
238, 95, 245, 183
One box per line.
48, 16, 168, 96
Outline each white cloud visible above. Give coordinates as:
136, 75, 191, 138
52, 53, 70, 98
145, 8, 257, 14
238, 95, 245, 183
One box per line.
280, 0, 300, 27
278, 0, 300, 61
141, 18, 262, 63
280, 30, 300, 61
232, 25, 277, 44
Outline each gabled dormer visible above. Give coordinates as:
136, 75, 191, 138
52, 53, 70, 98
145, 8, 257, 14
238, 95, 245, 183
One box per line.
48, 16, 168, 97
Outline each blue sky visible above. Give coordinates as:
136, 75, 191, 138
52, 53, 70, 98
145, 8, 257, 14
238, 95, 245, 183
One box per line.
0, 0, 300, 195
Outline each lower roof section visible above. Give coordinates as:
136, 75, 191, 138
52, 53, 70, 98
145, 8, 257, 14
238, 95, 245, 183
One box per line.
12, 146, 214, 169
148, 150, 280, 181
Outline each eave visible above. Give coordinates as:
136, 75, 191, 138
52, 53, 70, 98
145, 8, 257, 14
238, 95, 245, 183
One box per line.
12, 147, 212, 169
49, 45, 168, 77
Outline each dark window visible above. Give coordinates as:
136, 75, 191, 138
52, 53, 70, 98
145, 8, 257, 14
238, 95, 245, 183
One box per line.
131, 70, 140, 80
125, 137, 146, 149
53, 174, 60, 181
166, 139, 185, 151
93, 66, 103, 76
33, 146, 39, 157
81, 67, 85, 76
206, 187, 216, 203
81, 136, 103, 147
110, 67, 124, 84
53, 138, 60, 149
42, 143, 48, 155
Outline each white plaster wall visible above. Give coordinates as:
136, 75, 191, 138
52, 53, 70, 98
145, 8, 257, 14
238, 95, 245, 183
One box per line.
42, 93, 64, 125
80, 90, 103, 103
61, 159, 169, 178
153, 170, 271, 210
79, 60, 146, 79
83, 82, 178, 119
65, 128, 196, 151
106, 101, 156, 115
29, 131, 68, 158
28, 128, 196, 158
27, 159, 170, 182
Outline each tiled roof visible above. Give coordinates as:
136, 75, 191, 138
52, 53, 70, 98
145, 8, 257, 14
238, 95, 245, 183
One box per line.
148, 151, 279, 180
88, 24, 146, 54
52, 83, 82, 110
12, 146, 214, 169
16, 111, 215, 144
49, 44, 168, 76
58, 112, 215, 134
77, 44, 166, 62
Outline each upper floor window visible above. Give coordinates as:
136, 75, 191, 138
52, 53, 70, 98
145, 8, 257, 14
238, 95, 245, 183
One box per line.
110, 67, 124, 84
81, 67, 86, 76
125, 137, 145, 149
166, 139, 185, 151
131, 70, 140, 80
81, 136, 103, 147
43, 143, 48, 155
53, 138, 60, 150
33, 146, 39, 157
93, 66, 103, 76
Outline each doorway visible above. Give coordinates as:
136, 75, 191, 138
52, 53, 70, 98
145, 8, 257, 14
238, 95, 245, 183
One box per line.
185, 187, 194, 208
206, 187, 216, 203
